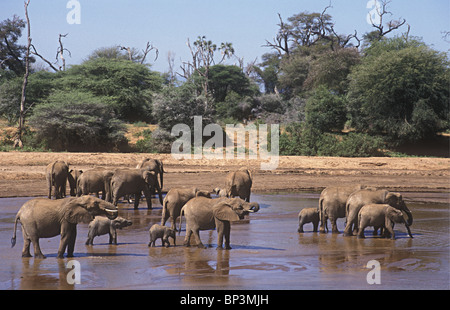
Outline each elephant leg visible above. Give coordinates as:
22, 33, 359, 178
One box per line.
313, 220, 319, 233
21, 227, 32, 257
319, 214, 328, 233
223, 222, 232, 250
66, 227, 77, 257
297, 220, 304, 233
330, 218, 339, 234
193, 229, 206, 249
134, 192, 141, 209
184, 228, 192, 247
142, 186, 152, 209
343, 212, 356, 236
385, 224, 396, 240
32, 237, 46, 259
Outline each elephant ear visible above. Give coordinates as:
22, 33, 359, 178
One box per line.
213, 202, 240, 222
63, 198, 93, 224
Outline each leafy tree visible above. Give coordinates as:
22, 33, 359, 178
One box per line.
305, 85, 347, 132
347, 37, 449, 143
57, 58, 163, 122
28, 90, 127, 151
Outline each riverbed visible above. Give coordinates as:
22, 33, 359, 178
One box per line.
0, 193, 448, 290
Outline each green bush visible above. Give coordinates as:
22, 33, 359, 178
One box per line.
135, 128, 173, 153
28, 90, 127, 151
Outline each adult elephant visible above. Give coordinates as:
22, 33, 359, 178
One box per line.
77, 167, 114, 202
161, 187, 211, 231
318, 184, 366, 234
343, 189, 413, 237
111, 168, 163, 209
136, 158, 164, 191
45, 160, 74, 199
225, 168, 253, 202
11, 196, 118, 259
180, 197, 260, 249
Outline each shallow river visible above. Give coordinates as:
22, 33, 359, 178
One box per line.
0, 193, 448, 290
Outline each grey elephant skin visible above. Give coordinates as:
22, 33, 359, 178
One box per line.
180, 197, 260, 249
136, 158, 164, 191
343, 189, 413, 237
11, 196, 118, 259
161, 187, 211, 231
318, 185, 365, 234
298, 208, 320, 233
148, 224, 176, 247
86, 216, 132, 245
45, 160, 76, 199
358, 204, 412, 239
213, 187, 227, 198
77, 167, 114, 202
225, 168, 253, 202
111, 168, 163, 209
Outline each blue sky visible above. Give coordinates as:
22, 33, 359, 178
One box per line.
1, 0, 449, 73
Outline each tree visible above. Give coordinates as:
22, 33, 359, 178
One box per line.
347, 37, 449, 143
305, 85, 347, 133
57, 58, 163, 122
28, 90, 126, 151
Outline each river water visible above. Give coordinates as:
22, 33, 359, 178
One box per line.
0, 193, 448, 290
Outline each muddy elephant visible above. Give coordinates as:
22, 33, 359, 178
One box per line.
111, 168, 163, 209
298, 208, 320, 233
77, 167, 114, 202
318, 185, 366, 234
11, 196, 118, 258
225, 168, 253, 202
45, 160, 75, 199
180, 197, 260, 249
212, 188, 227, 197
148, 224, 176, 247
136, 158, 164, 191
161, 187, 211, 231
85, 216, 132, 245
358, 204, 413, 239
343, 189, 413, 237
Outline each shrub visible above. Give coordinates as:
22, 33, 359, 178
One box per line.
28, 90, 127, 151
135, 128, 173, 153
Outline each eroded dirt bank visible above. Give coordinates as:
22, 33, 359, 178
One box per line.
0, 152, 448, 199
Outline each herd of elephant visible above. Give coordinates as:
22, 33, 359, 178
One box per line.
298, 184, 414, 240
11, 159, 260, 258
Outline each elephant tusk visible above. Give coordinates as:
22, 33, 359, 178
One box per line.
247, 210, 254, 213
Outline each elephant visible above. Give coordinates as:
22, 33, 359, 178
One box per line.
111, 168, 163, 209
77, 167, 114, 202
298, 208, 320, 233
136, 158, 164, 191
212, 188, 227, 197
85, 216, 132, 245
161, 187, 211, 231
318, 185, 366, 234
180, 197, 260, 249
225, 168, 253, 202
148, 224, 176, 247
69, 169, 83, 196
343, 189, 413, 237
357, 204, 413, 239
45, 160, 75, 199
11, 196, 118, 259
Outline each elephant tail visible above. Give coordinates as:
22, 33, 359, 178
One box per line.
318, 197, 324, 223
11, 214, 20, 248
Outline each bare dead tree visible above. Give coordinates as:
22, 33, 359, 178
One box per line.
30, 44, 59, 72
263, 13, 291, 56
15, 0, 31, 148
119, 42, 158, 64
56, 33, 71, 71
368, 0, 406, 39
140, 41, 158, 64
166, 51, 176, 85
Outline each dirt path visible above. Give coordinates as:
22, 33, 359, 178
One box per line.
0, 152, 448, 198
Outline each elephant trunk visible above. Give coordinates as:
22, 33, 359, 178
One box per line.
248, 202, 260, 213
403, 208, 413, 226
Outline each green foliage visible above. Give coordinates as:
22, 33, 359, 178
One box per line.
57, 58, 163, 122
135, 128, 173, 153
28, 90, 127, 151
347, 37, 450, 143
305, 85, 347, 132
280, 123, 384, 157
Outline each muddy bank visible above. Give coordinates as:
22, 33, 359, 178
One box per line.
0, 152, 448, 198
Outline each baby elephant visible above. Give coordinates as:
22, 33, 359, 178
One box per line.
358, 204, 412, 240
298, 208, 320, 233
86, 216, 132, 245
148, 224, 176, 247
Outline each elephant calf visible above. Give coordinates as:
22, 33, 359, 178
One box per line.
148, 224, 176, 247
358, 204, 412, 240
86, 216, 132, 245
298, 208, 320, 233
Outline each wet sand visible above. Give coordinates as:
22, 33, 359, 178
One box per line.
0, 193, 448, 290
